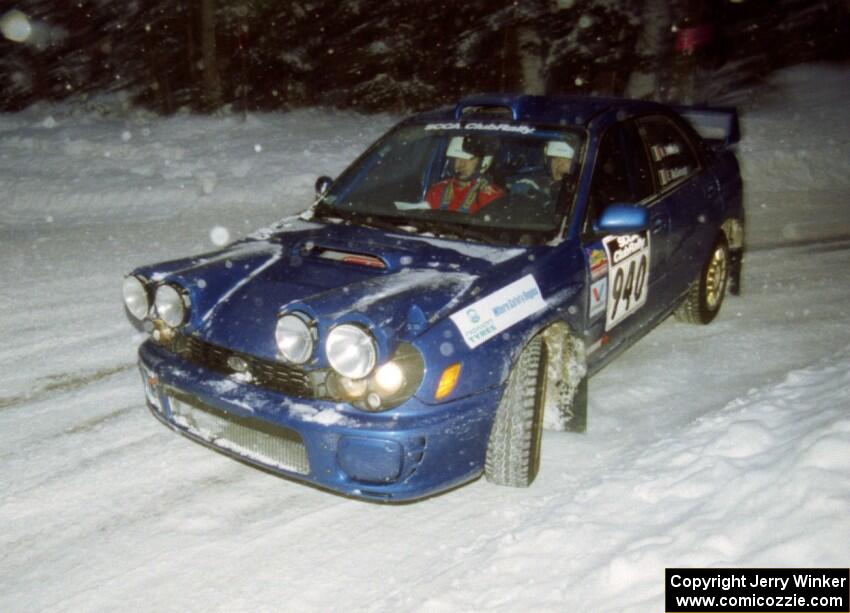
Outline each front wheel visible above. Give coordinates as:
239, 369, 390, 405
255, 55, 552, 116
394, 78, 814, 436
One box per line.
485, 336, 547, 487
674, 235, 729, 324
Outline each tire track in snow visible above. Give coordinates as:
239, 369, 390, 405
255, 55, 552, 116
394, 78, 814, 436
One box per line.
748, 234, 850, 252
0, 363, 134, 411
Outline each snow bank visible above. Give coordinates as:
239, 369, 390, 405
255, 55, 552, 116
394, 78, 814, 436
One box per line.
738, 64, 850, 249
1, 65, 849, 613
740, 64, 850, 193
0, 105, 394, 226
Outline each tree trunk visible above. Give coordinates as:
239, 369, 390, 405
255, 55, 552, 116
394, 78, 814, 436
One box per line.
517, 25, 545, 95
186, 2, 198, 109
625, 0, 671, 100
200, 0, 222, 111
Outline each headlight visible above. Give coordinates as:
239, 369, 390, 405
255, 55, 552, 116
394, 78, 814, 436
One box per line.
326, 324, 376, 380
122, 275, 150, 320
326, 342, 424, 411
155, 284, 188, 328
374, 362, 404, 395
275, 313, 314, 364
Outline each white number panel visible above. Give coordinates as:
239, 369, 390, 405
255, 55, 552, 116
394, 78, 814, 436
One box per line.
602, 231, 650, 331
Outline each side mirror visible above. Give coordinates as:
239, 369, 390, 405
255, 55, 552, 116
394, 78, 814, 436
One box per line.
593, 203, 649, 235
315, 175, 333, 197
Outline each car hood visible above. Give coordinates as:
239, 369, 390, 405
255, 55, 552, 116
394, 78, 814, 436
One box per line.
136, 220, 530, 360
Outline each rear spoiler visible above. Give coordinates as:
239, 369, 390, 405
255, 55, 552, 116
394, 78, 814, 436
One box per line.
676, 105, 740, 148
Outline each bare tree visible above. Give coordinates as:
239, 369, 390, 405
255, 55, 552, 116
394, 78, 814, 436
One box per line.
517, 25, 545, 94
625, 0, 671, 99
200, 0, 222, 110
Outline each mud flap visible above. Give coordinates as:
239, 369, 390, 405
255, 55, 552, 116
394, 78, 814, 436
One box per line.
541, 323, 588, 432
728, 249, 743, 296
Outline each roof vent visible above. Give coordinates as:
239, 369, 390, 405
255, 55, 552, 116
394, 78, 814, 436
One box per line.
454, 95, 520, 120
459, 105, 513, 119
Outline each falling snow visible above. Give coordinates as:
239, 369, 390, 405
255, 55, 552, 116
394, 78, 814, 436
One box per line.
0, 65, 848, 612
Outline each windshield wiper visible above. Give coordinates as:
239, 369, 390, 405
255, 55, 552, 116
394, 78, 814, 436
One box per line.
315, 207, 406, 233
409, 218, 501, 246
358, 215, 413, 234
316, 205, 502, 245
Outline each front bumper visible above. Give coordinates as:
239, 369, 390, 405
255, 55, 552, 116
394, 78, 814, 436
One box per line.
138, 340, 501, 501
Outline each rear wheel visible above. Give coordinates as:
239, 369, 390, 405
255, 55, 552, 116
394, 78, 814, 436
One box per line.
485, 337, 547, 487
675, 235, 729, 324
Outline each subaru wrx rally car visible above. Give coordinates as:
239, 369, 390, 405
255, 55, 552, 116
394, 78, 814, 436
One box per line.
123, 95, 743, 501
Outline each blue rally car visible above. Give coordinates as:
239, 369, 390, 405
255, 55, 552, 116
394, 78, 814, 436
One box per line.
123, 95, 743, 501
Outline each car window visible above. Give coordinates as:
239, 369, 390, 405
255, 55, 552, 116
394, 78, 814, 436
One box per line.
622, 119, 655, 199
318, 124, 585, 245
638, 115, 701, 189
332, 130, 437, 208
588, 125, 631, 222
585, 123, 654, 231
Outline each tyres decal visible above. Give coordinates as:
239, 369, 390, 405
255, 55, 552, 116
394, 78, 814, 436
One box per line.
603, 231, 650, 331
450, 274, 546, 349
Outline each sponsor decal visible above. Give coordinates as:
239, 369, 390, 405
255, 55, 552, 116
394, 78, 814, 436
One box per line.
451, 274, 546, 349
650, 142, 681, 162
603, 231, 651, 331
424, 122, 536, 135
658, 165, 691, 186
589, 278, 607, 318
586, 247, 608, 279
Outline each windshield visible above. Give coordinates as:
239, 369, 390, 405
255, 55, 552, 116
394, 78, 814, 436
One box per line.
314, 123, 585, 245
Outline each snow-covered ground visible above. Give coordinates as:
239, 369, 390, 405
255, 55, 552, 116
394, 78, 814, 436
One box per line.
1, 65, 848, 612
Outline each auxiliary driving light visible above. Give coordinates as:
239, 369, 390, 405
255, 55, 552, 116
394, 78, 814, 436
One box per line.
123, 275, 150, 320
154, 284, 189, 328
326, 324, 377, 380
275, 313, 314, 364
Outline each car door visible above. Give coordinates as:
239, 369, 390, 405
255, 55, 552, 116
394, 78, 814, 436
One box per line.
636, 115, 720, 300
582, 121, 659, 365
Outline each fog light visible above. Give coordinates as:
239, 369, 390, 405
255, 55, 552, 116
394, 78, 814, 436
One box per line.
374, 361, 404, 395
337, 437, 403, 484
435, 363, 461, 400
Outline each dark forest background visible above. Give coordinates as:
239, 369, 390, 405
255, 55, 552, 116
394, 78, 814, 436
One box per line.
1, 0, 847, 114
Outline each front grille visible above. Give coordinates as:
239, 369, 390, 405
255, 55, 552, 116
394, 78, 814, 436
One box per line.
168, 391, 310, 475
175, 334, 313, 398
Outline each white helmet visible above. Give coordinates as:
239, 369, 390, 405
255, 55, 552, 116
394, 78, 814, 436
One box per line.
544, 140, 575, 159
447, 136, 494, 171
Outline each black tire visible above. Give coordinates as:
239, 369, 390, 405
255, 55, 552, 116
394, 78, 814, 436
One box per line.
484, 337, 547, 487
674, 234, 730, 325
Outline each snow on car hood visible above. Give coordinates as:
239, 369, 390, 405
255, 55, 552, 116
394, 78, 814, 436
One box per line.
137, 221, 529, 360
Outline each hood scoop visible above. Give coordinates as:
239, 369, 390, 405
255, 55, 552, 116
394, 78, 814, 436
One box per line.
309, 245, 387, 270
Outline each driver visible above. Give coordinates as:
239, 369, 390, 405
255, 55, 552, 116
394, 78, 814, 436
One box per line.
425, 135, 504, 215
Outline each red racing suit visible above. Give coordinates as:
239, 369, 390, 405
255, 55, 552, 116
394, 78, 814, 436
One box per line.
425, 178, 505, 215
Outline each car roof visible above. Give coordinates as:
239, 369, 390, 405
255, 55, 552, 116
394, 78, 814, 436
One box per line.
408, 94, 671, 129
